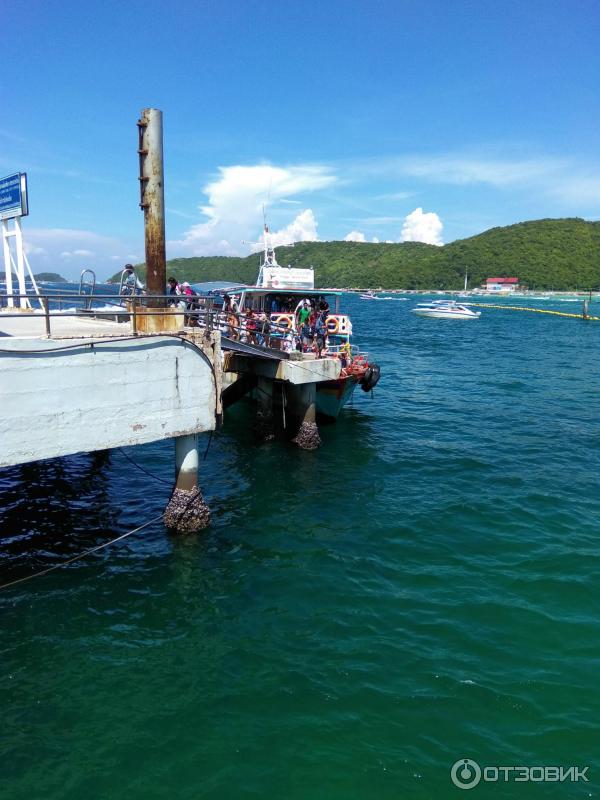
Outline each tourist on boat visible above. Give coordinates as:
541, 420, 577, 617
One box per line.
181, 282, 200, 325
296, 299, 311, 330
300, 319, 313, 352
245, 309, 258, 345
258, 313, 271, 347
227, 310, 239, 339
167, 277, 183, 307
167, 277, 181, 296
223, 293, 239, 315
318, 297, 330, 314
281, 331, 294, 353
315, 312, 327, 357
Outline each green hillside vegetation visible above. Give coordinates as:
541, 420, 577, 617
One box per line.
0, 272, 67, 282
110, 218, 600, 291
34, 272, 68, 282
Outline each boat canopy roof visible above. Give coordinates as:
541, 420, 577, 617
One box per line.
202, 285, 341, 297
242, 287, 341, 297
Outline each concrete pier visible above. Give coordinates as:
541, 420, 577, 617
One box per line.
164, 434, 211, 532
0, 326, 222, 467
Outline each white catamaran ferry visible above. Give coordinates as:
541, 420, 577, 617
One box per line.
206, 226, 380, 419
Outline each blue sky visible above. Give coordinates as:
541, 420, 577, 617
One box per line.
2, 0, 599, 279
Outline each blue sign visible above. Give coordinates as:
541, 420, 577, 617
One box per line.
0, 173, 28, 220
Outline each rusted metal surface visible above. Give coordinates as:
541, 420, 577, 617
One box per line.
137, 108, 166, 306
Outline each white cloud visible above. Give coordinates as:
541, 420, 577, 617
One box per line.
344, 230, 366, 242
397, 156, 557, 187
59, 249, 94, 259
372, 237, 380, 243
24, 244, 46, 256
21, 228, 139, 279
268, 209, 319, 248
401, 207, 443, 246
372, 152, 600, 207
378, 191, 414, 201
168, 163, 336, 257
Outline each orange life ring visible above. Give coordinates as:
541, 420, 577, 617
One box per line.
327, 317, 339, 334
272, 313, 292, 331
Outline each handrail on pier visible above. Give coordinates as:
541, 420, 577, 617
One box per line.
79, 269, 97, 309
0, 292, 219, 336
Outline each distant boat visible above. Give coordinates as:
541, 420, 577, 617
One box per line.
412, 300, 481, 320
360, 290, 380, 300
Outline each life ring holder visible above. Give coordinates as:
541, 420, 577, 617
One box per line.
271, 313, 293, 332
327, 317, 340, 334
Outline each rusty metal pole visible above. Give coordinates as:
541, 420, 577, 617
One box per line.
137, 108, 166, 306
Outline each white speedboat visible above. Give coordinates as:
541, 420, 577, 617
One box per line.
360, 290, 380, 300
412, 300, 481, 320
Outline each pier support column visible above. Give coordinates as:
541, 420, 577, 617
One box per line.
164, 434, 211, 533
255, 377, 275, 441
289, 383, 321, 450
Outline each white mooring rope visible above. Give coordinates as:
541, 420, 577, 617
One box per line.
0, 514, 164, 592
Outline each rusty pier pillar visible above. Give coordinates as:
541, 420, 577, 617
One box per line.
255, 377, 275, 442
137, 108, 166, 304
164, 434, 211, 533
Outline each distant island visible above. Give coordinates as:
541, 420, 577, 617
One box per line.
0, 272, 68, 283
108, 217, 600, 291
34, 272, 68, 283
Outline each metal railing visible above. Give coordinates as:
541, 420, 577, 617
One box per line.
0, 293, 362, 360
0, 293, 219, 336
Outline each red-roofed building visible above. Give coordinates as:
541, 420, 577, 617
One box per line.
485, 277, 519, 293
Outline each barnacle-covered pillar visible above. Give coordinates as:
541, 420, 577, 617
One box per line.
289, 382, 321, 450
164, 434, 211, 532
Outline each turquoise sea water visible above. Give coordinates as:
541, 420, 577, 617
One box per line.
1, 293, 599, 799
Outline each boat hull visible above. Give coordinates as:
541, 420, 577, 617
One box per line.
412, 309, 480, 320
316, 374, 360, 420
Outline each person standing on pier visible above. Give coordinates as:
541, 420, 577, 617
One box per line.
121, 264, 145, 296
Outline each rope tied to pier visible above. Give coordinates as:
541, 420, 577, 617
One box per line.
0, 514, 164, 592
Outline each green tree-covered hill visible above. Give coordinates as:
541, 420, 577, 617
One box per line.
109, 218, 600, 290
0, 272, 67, 283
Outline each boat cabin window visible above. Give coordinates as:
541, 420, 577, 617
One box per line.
234, 293, 338, 314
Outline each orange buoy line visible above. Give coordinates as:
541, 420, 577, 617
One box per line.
468, 303, 600, 321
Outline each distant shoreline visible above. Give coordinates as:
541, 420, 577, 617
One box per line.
330, 288, 599, 297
